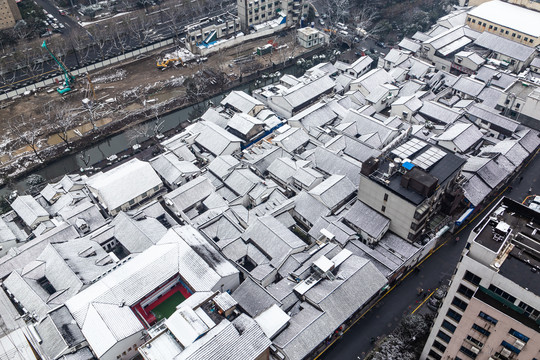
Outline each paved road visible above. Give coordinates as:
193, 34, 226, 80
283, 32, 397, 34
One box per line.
319, 150, 540, 360
33, 0, 80, 36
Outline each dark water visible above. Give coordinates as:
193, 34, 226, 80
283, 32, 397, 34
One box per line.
1, 64, 303, 197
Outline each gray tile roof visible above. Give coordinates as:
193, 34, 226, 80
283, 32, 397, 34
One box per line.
273, 127, 310, 153
282, 76, 336, 109
463, 175, 492, 206
111, 212, 168, 253
232, 277, 279, 317
150, 152, 199, 186
11, 195, 49, 228
435, 123, 483, 152
86, 159, 162, 212
221, 90, 263, 114
518, 129, 540, 153
474, 31, 536, 62
66, 225, 238, 357
293, 191, 331, 226
452, 76, 485, 97
224, 168, 262, 196
419, 101, 462, 125
305, 147, 362, 186
175, 314, 271, 360
207, 155, 240, 179
466, 104, 519, 133
53, 236, 115, 284
165, 176, 215, 212
342, 200, 390, 240
289, 102, 338, 130
309, 175, 356, 211
243, 216, 306, 268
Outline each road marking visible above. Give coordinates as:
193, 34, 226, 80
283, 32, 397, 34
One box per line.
411, 288, 437, 314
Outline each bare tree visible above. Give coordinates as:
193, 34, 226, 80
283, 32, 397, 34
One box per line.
126, 123, 149, 144
150, 107, 165, 138
125, 14, 155, 48
163, 5, 184, 41
88, 25, 110, 61
69, 31, 93, 65
47, 104, 78, 147
110, 22, 130, 54
7, 116, 45, 162
351, 5, 383, 40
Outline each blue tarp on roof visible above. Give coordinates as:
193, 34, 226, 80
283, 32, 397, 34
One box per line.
402, 161, 415, 170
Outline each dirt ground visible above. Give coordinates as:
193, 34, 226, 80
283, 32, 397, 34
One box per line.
0, 30, 307, 167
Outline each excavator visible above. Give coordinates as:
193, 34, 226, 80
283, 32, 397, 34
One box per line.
42, 41, 76, 94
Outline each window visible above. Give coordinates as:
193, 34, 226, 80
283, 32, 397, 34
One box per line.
428, 350, 442, 360
472, 323, 491, 336
458, 284, 475, 299
488, 285, 516, 303
488, 25, 492, 29
128, 347, 132, 352
467, 17, 471, 22
463, 271, 481, 285
530, 39, 534, 43
524, 37, 528, 41
452, 297, 468, 311
472, 19, 476, 23
517, 34, 521, 39
512, 33, 516, 37
466, 335, 483, 347
505, 30, 509, 34
500, 28, 504, 33
459, 346, 478, 359
442, 320, 456, 333
479, 311, 498, 324
117, 356, 121, 360
518, 301, 540, 320
381, 205, 386, 212
383, 193, 389, 201
482, 22, 486, 27
437, 330, 451, 343
501, 340, 522, 354
129, 199, 135, 205
494, 27, 497, 31
433, 340, 446, 352
447, 309, 462, 322
509, 328, 529, 342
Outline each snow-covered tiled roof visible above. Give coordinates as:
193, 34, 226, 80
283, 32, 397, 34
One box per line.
11, 195, 49, 228
86, 159, 162, 212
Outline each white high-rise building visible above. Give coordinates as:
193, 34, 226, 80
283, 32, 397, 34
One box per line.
421, 197, 540, 360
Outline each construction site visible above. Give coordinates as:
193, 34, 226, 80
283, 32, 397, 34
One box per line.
0, 29, 320, 183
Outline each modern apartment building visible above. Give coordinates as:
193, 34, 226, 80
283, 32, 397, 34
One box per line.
0, 0, 21, 30
236, 0, 308, 31
421, 197, 540, 360
358, 138, 466, 242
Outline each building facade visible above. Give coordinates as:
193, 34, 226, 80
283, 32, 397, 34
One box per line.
0, 0, 21, 30
421, 197, 540, 360
466, 1, 540, 46
237, 0, 308, 31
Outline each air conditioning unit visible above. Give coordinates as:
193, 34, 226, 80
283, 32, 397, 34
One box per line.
471, 346, 480, 354
514, 339, 525, 350
500, 348, 512, 358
